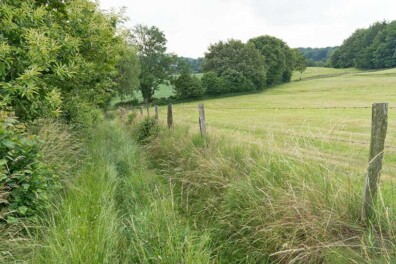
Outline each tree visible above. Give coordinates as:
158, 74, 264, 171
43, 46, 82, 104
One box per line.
203, 39, 267, 93
115, 46, 140, 99
329, 20, 396, 69
248, 35, 295, 84
131, 24, 174, 102
292, 49, 307, 73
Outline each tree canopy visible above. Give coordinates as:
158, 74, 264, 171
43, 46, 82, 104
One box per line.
330, 21, 396, 69
248, 35, 296, 85
203, 39, 267, 93
298, 47, 338, 67
130, 24, 174, 102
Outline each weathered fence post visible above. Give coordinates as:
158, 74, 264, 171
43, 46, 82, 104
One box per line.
167, 104, 173, 129
362, 103, 388, 221
154, 105, 159, 121
198, 103, 206, 138
146, 105, 150, 116
139, 106, 143, 116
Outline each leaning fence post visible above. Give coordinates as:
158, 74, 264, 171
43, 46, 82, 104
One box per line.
198, 103, 206, 138
154, 105, 159, 121
139, 106, 143, 116
362, 103, 388, 221
167, 104, 173, 129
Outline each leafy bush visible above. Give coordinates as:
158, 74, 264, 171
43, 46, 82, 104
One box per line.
201, 72, 225, 96
0, 0, 135, 127
221, 68, 255, 93
173, 73, 205, 99
0, 112, 56, 221
134, 117, 159, 142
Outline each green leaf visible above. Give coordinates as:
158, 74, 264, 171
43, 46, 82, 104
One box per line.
18, 206, 28, 215
6, 216, 18, 224
2, 140, 16, 149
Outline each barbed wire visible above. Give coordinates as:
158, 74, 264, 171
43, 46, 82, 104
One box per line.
173, 106, 396, 110
121, 104, 396, 150
180, 119, 396, 150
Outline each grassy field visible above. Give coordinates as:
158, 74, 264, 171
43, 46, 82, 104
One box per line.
152, 67, 396, 181
11, 67, 396, 263
133, 66, 396, 262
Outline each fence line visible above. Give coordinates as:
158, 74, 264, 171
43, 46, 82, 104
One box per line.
126, 102, 393, 221
175, 106, 374, 110
177, 116, 396, 150
125, 103, 396, 149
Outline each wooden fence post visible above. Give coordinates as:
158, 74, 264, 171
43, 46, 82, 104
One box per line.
198, 103, 206, 138
139, 106, 143, 116
146, 105, 150, 116
362, 103, 388, 221
154, 105, 159, 121
167, 104, 173, 129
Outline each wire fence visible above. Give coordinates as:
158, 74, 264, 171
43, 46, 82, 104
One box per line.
124, 103, 396, 150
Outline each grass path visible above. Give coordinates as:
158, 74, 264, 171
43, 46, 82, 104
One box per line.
29, 120, 211, 263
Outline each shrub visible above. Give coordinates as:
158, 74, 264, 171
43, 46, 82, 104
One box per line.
221, 68, 255, 93
0, 112, 56, 222
134, 117, 159, 143
202, 72, 225, 96
0, 0, 134, 127
173, 73, 205, 99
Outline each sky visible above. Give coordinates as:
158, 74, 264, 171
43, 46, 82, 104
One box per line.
99, 0, 396, 58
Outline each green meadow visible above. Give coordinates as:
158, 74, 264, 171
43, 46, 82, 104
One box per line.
154, 67, 396, 180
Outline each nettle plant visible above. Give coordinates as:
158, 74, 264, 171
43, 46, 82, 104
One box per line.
0, 112, 55, 222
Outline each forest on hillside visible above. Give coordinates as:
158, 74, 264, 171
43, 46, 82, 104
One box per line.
330, 21, 396, 69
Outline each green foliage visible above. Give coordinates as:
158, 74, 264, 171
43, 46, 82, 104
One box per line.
248, 35, 297, 84
31, 121, 212, 263
330, 21, 396, 69
291, 48, 307, 73
0, 0, 134, 125
115, 46, 140, 99
201, 71, 225, 96
131, 24, 174, 102
135, 117, 159, 142
298, 47, 338, 67
203, 39, 267, 93
0, 112, 55, 221
173, 73, 205, 99
221, 68, 255, 93
175, 57, 204, 73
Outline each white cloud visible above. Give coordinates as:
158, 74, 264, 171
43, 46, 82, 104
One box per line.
99, 0, 396, 57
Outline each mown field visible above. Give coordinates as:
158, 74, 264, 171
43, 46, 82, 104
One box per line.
154, 67, 396, 180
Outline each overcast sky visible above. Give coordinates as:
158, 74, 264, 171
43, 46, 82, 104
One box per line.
99, 0, 395, 58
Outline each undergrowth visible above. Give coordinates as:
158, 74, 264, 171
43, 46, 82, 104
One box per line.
140, 119, 396, 263
28, 119, 211, 263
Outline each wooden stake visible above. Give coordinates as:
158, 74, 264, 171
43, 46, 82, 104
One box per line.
362, 103, 388, 221
139, 106, 143, 116
154, 105, 159, 121
198, 103, 206, 138
167, 104, 173, 129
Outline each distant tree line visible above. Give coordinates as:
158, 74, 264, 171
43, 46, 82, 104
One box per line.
298, 47, 338, 67
330, 21, 396, 69
172, 36, 307, 99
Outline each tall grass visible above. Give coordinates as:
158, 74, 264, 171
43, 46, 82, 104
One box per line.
142, 122, 396, 263
29, 120, 211, 263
